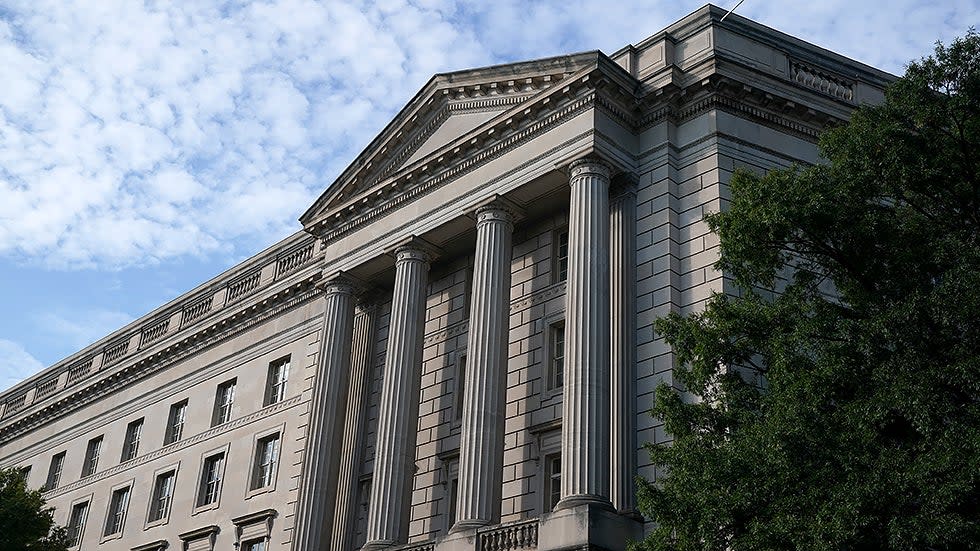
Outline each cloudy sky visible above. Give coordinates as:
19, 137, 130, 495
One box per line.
1, 0, 977, 390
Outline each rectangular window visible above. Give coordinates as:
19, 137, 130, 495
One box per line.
18, 465, 31, 484
45, 451, 65, 491
81, 436, 102, 477
164, 400, 188, 445
197, 452, 225, 507
549, 322, 565, 390
454, 353, 467, 421
264, 357, 290, 405
103, 486, 130, 537
243, 540, 267, 551
251, 433, 280, 490
545, 453, 561, 511
212, 379, 236, 426
555, 230, 569, 283
148, 470, 176, 522
67, 500, 89, 546
121, 418, 143, 461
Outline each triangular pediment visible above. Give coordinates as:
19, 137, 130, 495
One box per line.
300, 52, 602, 229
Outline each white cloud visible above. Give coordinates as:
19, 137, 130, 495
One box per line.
0, 0, 975, 270
34, 309, 134, 352
0, 340, 45, 391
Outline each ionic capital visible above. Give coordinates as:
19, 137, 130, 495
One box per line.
568, 157, 614, 181
316, 271, 362, 296
471, 195, 525, 228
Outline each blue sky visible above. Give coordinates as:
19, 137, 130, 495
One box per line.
1, 0, 978, 390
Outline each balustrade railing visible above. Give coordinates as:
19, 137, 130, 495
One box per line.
3, 394, 28, 418
139, 318, 171, 349
33, 378, 58, 402
102, 340, 130, 366
276, 242, 315, 279
226, 270, 261, 303
478, 519, 538, 551
66, 359, 93, 386
790, 60, 854, 101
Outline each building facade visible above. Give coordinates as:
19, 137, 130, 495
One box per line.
0, 6, 892, 551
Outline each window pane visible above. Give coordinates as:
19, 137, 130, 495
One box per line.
103, 487, 130, 536
198, 453, 224, 506
165, 401, 187, 445
82, 436, 102, 477
149, 471, 175, 521
45, 452, 65, 491
252, 434, 280, 489
122, 419, 143, 461
67, 501, 88, 546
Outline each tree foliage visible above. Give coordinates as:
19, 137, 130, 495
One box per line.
0, 468, 71, 551
637, 31, 980, 551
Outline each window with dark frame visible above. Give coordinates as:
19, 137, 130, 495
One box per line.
121, 418, 143, 461
212, 379, 236, 426
103, 486, 130, 537
549, 321, 565, 390
454, 353, 467, 421
197, 452, 225, 507
45, 451, 65, 491
242, 540, 267, 551
67, 500, 89, 546
446, 459, 460, 529
81, 435, 103, 477
251, 433, 280, 490
148, 470, 176, 522
554, 230, 569, 283
265, 357, 290, 406
545, 453, 562, 511
164, 400, 187, 445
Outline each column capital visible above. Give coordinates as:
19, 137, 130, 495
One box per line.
316, 271, 363, 296
568, 157, 614, 180
469, 195, 526, 226
388, 236, 440, 264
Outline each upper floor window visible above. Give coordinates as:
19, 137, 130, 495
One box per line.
554, 229, 569, 283
81, 435, 103, 477
44, 451, 65, 491
67, 500, 89, 547
545, 452, 562, 511
121, 418, 143, 461
265, 357, 290, 405
197, 452, 225, 507
164, 400, 188, 445
454, 353, 467, 422
212, 379, 236, 426
242, 540, 267, 551
103, 486, 130, 537
148, 470, 176, 522
548, 321, 565, 390
251, 433, 280, 490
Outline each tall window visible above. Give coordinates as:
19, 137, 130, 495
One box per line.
445, 459, 459, 529
164, 400, 188, 445
103, 486, 130, 537
554, 230, 569, 283
242, 540, 267, 551
265, 357, 290, 405
549, 322, 565, 390
121, 418, 143, 461
148, 470, 176, 522
67, 500, 89, 546
81, 436, 103, 477
251, 433, 280, 490
197, 452, 225, 507
545, 453, 561, 511
212, 379, 236, 426
44, 451, 65, 491
454, 353, 467, 421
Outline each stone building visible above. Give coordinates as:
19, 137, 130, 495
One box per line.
0, 5, 892, 551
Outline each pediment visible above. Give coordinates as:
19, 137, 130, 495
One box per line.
300, 52, 603, 229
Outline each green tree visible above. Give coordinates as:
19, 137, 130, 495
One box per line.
0, 468, 71, 551
637, 31, 980, 551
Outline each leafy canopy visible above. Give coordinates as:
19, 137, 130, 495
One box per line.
637, 31, 980, 551
0, 468, 71, 551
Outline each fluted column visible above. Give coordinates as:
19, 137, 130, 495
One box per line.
330, 299, 380, 551
558, 158, 613, 510
363, 243, 431, 549
452, 201, 517, 532
292, 276, 357, 551
610, 182, 637, 514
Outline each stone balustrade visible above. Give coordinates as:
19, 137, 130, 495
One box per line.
477, 520, 539, 551
0, 233, 321, 424
790, 60, 854, 101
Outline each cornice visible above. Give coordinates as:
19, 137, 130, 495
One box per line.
0, 279, 322, 444
41, 396, 302, 499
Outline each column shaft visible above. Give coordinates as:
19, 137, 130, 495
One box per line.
292, 278, 357, 551
330, 301, 380, 551
610, 186, 637, 514
559, 158, 613, 508
364, 246, 431, 548
453, 204, 515, 531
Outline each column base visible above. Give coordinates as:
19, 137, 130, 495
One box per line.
554, 493, 615, 512
361, 539, 398, 551
448, 519, 486, 535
